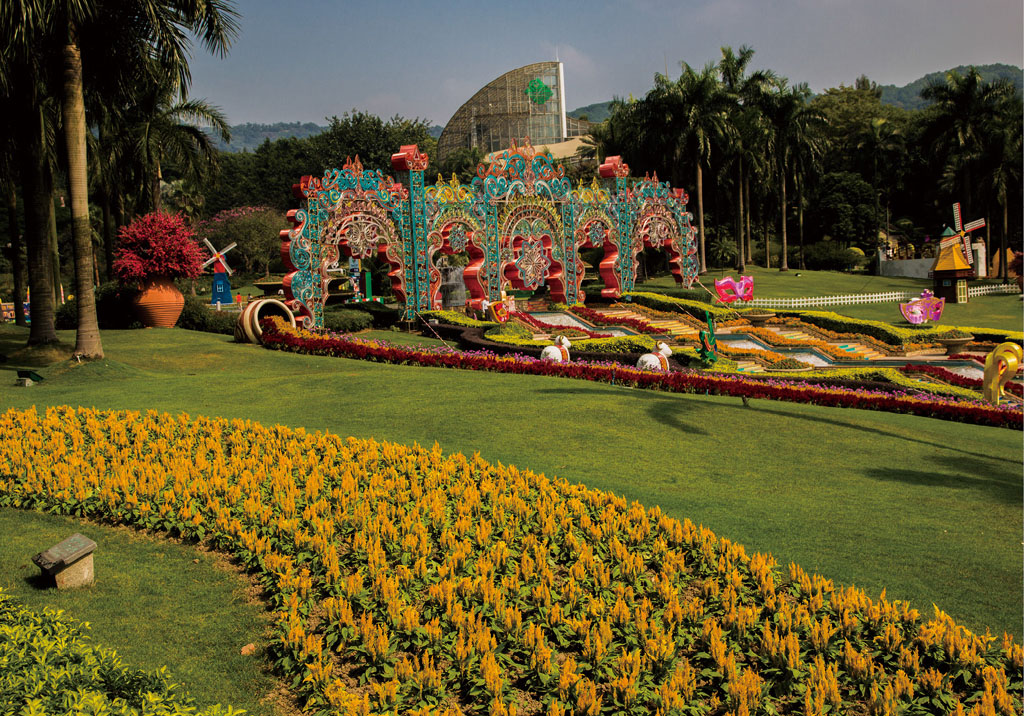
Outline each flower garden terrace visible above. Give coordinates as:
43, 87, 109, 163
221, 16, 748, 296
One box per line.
278, 141, 698, 326
1, 406, 1021, 716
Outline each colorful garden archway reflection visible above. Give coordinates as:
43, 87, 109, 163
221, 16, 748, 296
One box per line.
280, 142, 698, 327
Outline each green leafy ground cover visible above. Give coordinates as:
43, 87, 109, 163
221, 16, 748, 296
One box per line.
0, 324, 1020, 643
0, 584, 250, 716
0, 509, 279, 715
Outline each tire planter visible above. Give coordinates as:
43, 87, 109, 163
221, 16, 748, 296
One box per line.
235, 299, 296, 344
133, 277, 184, 328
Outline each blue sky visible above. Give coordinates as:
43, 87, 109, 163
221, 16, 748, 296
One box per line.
185, 0, 1024, 127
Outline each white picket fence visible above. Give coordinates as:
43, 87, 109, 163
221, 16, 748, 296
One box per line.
746, 283, 1019, 309
747, 291, 909, 309
967, 283, 1020, 298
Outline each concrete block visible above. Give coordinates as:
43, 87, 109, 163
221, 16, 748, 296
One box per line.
32, 533, 97, 589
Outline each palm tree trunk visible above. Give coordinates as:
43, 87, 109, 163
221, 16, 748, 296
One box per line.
49, 192, 62, 303
779, 161, 789, 271
797, 173, 805, 270
152, 156, 162, 213
763, 216, 771, 270
17, 115, 58, 345
744, 175, 752, 263
101, 195, 113, 281
1000, 199, 1008, 284
696, 162, 706, 273
62, 34, 104, 359
6, 183, 28, 326
735, 163, 745, 271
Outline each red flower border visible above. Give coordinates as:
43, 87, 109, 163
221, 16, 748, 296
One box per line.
259, 319, 1022, 430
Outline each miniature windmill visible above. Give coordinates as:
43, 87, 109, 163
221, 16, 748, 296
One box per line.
202, 238, 237, 305
949, 202, 985, 266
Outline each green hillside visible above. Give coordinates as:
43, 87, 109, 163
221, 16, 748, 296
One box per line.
570, 63, 1023, 123
567, 100, 613, 122
879, 63, 1023, 110
213, 121, 327, 152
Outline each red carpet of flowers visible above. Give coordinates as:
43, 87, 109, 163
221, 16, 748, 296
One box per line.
260, 319, 1022, 429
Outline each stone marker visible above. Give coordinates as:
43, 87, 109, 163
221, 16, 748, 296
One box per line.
32, 533, 97, 589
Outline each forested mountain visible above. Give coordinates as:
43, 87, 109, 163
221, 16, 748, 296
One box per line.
214, 121, 443, 152
567, 101, 613, 122
568, 63, 1023, 119
213, 122, 327, 152
878, 63, 1023, 109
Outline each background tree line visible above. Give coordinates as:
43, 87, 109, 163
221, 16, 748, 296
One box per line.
1, 17, 1020, 362
580, 48, 1022, 278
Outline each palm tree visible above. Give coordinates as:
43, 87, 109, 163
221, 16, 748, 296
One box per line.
125, 78, 231, 214
0, 132, 28, 326
0, 19, 60, 345
647, 63, 733, 273
718, 46, 775, 271
921, 67, 1016, 217
857, 117, 903, 248
977, 94, 1023, 282
763, 81, 827, 271
2, 0, 239, 358
576, 121, 611, 163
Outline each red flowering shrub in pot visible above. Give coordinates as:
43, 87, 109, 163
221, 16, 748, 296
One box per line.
113, 212, 206, 327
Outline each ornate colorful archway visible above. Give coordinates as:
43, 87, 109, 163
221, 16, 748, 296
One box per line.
280, 142, 698, 327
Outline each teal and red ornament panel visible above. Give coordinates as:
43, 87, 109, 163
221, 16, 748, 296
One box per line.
280, 141, 698, 327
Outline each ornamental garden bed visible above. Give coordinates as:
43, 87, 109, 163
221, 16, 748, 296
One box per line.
260, 318, 1022, 429
1, 406, 1020, 716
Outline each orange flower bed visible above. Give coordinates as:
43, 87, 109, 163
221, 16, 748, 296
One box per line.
1, 406, 1020, 716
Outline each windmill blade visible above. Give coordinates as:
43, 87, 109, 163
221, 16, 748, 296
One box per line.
222, 260, 234, 276
963, 218, 986, 232
203, 238, 217, 252
201, 256, 218, 269
221, 242, 237, 254
952, 203, 962, 231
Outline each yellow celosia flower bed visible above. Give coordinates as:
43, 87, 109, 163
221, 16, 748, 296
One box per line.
0, 406, 1020, 716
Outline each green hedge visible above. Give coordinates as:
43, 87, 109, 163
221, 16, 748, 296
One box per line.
0, 587, 239, 716
322, 307, 373, 333
483, 329, 657, 354
178, 296, 238, 335
422, 310, 497, 328
623, 291, 737, 321
777, 309, 1023, 346
342, 301, 401, 328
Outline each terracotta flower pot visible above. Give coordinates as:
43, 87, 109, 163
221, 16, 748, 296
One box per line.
133, 277, 184, 328
744, 311, 776, 328
936, 335, 974, 356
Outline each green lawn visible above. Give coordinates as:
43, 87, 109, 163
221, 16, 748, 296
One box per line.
636, 267, 1022, 332
358, 328, 449, 347
640, 266, 936, 298
1, 324, 1020, 645
816, 293, 1023, 332
0, 509, 280, 715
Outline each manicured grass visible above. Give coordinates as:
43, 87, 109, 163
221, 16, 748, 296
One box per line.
1, 324, 1020, 641
637, 267, 1022, 332
358, 328, 449, 347
816, 293, 1023, 332
640, 266, 935, 298
0, 508, 281, 714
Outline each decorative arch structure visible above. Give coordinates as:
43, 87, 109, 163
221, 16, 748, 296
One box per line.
280, 142, 698, 327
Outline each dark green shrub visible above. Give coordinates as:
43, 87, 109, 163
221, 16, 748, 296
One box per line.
0, 587, 235, 715
485, 321, 533, 340
803, 242, 863, 271
55, 282, 140, 330
345, 302, 402, 328
323, 309, 372, 333
177, 295, 238, 335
